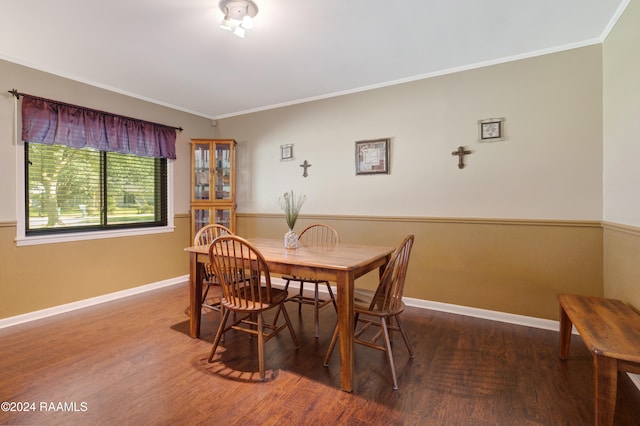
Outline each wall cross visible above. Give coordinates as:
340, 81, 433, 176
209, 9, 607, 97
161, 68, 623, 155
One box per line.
300, 160, 312, 177
451, 146, 472, 169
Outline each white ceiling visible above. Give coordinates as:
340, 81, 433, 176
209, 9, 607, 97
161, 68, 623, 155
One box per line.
0, 0, 628, 119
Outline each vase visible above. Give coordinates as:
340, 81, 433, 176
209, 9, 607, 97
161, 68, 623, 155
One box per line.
284, 229, 298, 249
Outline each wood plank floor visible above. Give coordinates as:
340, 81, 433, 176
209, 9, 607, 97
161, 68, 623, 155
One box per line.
1, 283, 639, 425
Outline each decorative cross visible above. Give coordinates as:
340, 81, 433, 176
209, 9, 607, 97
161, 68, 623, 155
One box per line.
300, 160, 312, 177
451, 146, 472, 169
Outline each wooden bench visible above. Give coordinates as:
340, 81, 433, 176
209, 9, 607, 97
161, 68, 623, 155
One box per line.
557, 293, 640, 426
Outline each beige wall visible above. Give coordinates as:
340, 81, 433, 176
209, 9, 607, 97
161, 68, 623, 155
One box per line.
0, 59, 211, 319
219, 46, 603, 221
603, 0, 640, 308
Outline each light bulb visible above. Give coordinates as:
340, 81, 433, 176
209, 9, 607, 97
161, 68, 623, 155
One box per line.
241, 15, 253, 29
233, 25, 246, 38
220, 15, 232, 31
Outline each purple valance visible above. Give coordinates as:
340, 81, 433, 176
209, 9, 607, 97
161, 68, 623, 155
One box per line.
20, 94, 177, 159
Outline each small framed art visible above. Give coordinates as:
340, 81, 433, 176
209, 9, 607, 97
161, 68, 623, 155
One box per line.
280, 144, 294, 161
355, 138, 389, 175
478, 118, 505, 142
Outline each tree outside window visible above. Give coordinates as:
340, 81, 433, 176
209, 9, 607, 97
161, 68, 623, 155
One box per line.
26, 143, 167, 234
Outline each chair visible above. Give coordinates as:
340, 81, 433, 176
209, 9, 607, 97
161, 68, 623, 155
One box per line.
282, 224, 339, 337
207, 235, 300, 380
323, 234, 415, 389
193, 224, 233, 311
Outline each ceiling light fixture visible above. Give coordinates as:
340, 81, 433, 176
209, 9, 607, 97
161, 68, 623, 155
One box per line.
219, 0, 258, 38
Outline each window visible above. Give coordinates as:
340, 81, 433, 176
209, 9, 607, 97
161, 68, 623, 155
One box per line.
14, 92, 177, 244
25, 143, 167, 235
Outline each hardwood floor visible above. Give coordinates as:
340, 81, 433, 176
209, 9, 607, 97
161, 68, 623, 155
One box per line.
1, 282, 639, 425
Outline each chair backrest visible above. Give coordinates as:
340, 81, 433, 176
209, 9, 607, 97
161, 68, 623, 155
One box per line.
369, 234, 415, 314
208, 235, 273, 310
298, 223, 340, 246
194, 223, 233, 246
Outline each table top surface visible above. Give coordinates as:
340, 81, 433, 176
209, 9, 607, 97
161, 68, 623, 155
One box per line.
185, 237, 395, 272
558, 293, 640, 363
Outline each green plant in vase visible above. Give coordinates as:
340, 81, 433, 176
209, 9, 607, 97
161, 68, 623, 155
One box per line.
279, 190, 306, 248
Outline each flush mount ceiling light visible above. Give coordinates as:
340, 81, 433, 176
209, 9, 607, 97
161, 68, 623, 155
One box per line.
219, 0, 258, 39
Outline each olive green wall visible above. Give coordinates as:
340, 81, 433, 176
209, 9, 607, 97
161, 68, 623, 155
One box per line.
603, 225, 640, 309
0, 216, 191, 318
239, 214, 602, 321
0, 59, 211, 319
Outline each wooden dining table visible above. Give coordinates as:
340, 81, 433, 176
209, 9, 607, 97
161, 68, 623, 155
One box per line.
184, 237, 395, 392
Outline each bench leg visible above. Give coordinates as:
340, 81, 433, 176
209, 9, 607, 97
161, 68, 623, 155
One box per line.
559, 304, 572, 360
594, 355, 617, 426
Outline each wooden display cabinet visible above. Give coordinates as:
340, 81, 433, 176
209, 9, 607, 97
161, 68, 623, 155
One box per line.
190, 139, 236, 240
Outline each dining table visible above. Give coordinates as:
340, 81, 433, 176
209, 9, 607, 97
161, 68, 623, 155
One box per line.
184, 237, 395, 392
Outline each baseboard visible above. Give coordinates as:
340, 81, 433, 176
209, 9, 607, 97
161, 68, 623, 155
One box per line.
404, 297, 562, 332
271, 277, 561, 331
0, 275, 188, 330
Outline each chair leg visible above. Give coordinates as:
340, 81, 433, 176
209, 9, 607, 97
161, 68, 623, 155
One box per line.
298, 281, 304, 315
201, 284, 210, 304
283, 278, 292, 293
272, 279, 292, 325
220, 305, 225, 342
279, 303, 300, 349
314, 283, 320, 338
208, 309, 231, 362
326, 282, 337, 312
395, 315, 414, 357
257, 313, 265, 381
323, 323, 339, 366
380, 317, 398, 390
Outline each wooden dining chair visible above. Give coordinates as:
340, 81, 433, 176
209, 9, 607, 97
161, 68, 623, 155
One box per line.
193, 224, 233, 311
207, 235, 300, 380
323, 234, 415, 389
281, 223, 339, 337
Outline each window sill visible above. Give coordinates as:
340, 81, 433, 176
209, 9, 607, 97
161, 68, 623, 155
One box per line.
15, 226, 176, 247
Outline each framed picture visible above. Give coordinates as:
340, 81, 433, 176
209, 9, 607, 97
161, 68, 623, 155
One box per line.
280, 144, 294, 161
355, 138, 389, 175
478, 118, 505, 142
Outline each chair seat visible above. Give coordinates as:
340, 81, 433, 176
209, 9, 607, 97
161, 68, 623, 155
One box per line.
353, 288, 406, 316
282, 275, 328, 284
354, 288, 375, 304
222, 287, 289, 312
286, 276, 334, 306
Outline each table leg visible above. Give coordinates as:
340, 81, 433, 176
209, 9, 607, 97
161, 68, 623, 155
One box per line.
558, 304, 572, 360
594, 355, 617, 426
336, 270, 354, 392
189, 251, 203, 338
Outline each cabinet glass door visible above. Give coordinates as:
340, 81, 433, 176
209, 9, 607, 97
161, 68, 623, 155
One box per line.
214, 143, 232, 201
192, 206, 234, 238
193, 143, 211, 201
